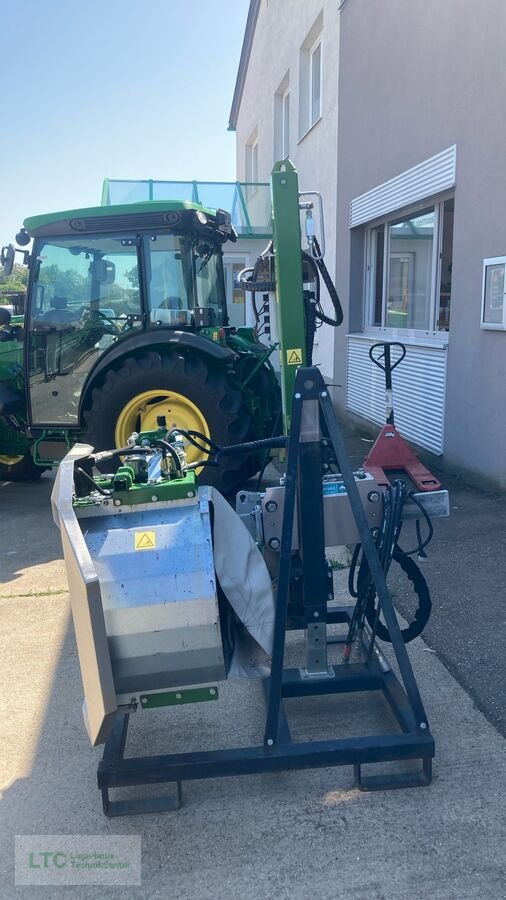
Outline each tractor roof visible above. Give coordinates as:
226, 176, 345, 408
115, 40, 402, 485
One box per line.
24, 200, 220, 238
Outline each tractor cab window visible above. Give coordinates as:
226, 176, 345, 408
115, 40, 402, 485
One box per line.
28, 235, 141, 426
195, 247, 226, 325
145, 234, 226, 329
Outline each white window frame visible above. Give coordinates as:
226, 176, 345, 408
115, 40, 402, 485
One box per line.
298, 12, 323, 141
245, 134, 259, 199
481, 256, 506, 330
309, 39, 322, 127
281, 88, 290, 158
364, 197, 452, 342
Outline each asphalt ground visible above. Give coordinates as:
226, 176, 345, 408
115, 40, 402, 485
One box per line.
1, 437, 505, 898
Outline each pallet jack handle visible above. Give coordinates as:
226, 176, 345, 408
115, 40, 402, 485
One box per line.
369, 342, 406, 424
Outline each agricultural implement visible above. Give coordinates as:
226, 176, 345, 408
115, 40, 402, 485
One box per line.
50, 161, 449, 815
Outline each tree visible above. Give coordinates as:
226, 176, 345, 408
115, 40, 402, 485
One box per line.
0, 263, 28, 299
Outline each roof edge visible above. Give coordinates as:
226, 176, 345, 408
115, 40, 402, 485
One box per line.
228, 0, 261, 131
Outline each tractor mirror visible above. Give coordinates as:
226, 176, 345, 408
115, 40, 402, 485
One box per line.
1, 244, 15, 276
91, 258, 116, 284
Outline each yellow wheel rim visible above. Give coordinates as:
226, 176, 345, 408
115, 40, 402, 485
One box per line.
0, 454, 24, 466
115, 389, 210, 466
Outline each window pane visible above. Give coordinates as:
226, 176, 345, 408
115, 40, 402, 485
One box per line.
29, 235, 141, 425
311, 43, 321, 124
373, 227, 384, 326
438, 198, 454, 331
145, 234, 191, 326
483, 264, 505, 325
387, 209, 434, 329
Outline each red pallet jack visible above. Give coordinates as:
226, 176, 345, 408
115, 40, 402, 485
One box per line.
363, 342, 441, 492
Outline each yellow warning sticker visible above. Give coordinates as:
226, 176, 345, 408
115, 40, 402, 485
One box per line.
286, 348, 303, 365
134, 531, 156, 551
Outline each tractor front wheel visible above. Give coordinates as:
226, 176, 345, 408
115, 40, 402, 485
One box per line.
83, 351, 254, 493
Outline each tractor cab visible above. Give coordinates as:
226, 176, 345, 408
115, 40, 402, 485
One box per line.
22, 201, 235, 429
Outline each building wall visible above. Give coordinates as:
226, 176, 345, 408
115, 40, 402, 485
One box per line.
336, 0, 506, 487
234, 0, 340, 379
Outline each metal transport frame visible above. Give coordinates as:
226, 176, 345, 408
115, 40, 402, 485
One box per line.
98, 366, 434, 817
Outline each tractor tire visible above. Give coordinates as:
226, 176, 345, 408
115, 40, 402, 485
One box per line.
0, 452, 45, 482
82, 350, 255, 494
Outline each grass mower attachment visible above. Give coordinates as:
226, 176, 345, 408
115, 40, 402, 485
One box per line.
52, 367, 449, 817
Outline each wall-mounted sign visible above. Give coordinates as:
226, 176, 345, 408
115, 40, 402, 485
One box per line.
481, 257, 506, 330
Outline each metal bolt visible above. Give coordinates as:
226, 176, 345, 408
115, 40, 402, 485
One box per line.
268, 537, 280, 550
265, 500, 277, 512
419, 722, 427, 730
368, 491, 380, 502
313, 611, 319, 618
187, 491, 195, 498
141, 697, 148, 704
176, 693, 182, 700
151, 495, 158, 502
209, 688, 216, 696
328, 593, 333, 600
327, 570, 333, 578
320, 391, 328, 398
114, 499, 121, 507
266, 738, 274, 746
294, 392, 301, 400
102, 500, 109, 506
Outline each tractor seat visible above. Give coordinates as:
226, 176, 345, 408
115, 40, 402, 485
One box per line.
43, 297, 79, 327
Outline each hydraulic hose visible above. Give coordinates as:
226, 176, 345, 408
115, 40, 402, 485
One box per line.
346, 479, 433, 649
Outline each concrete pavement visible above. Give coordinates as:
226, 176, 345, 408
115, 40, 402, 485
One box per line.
1, 469, 505, 899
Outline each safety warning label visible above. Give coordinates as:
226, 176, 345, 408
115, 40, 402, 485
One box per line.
286, 348, 302, 365
134, 531, 156, 550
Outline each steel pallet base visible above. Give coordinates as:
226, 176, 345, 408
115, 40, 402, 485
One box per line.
98, 627, 433, 816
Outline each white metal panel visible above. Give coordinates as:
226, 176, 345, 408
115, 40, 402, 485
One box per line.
346, 336, 447, 454
350, 146, 456, 228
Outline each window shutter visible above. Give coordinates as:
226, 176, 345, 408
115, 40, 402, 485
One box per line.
346, 336, 447, 454
350, 146, 456, 228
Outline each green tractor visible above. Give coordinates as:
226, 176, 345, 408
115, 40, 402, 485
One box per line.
0, 200, 280, 491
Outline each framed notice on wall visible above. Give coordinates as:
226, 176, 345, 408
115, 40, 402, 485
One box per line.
481, 257, 506, 330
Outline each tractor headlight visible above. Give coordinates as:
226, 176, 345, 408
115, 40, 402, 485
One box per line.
195, 211, 208, 225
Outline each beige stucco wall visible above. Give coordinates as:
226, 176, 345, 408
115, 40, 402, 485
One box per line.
234, 0, 340, 379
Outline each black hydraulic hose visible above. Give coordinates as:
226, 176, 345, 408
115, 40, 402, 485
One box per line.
217, 435, 288, 460
92, 444, 153, 463
153, 438, 183, 474
365, 547, 432, 644
166, 428, 221, 457
303, 292, 317, 366
311, 237, 344, 327
347, 480, 433, 647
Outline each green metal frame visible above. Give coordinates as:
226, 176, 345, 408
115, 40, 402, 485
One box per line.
270, 160, 307, 432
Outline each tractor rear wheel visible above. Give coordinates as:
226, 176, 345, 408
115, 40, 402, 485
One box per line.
0, 452, 45, 482
83, 351, 255, 493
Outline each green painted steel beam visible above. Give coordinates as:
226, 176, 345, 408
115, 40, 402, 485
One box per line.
270, 160, 306, 431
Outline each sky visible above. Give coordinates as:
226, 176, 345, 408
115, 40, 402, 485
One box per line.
0, 0, 250, 244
